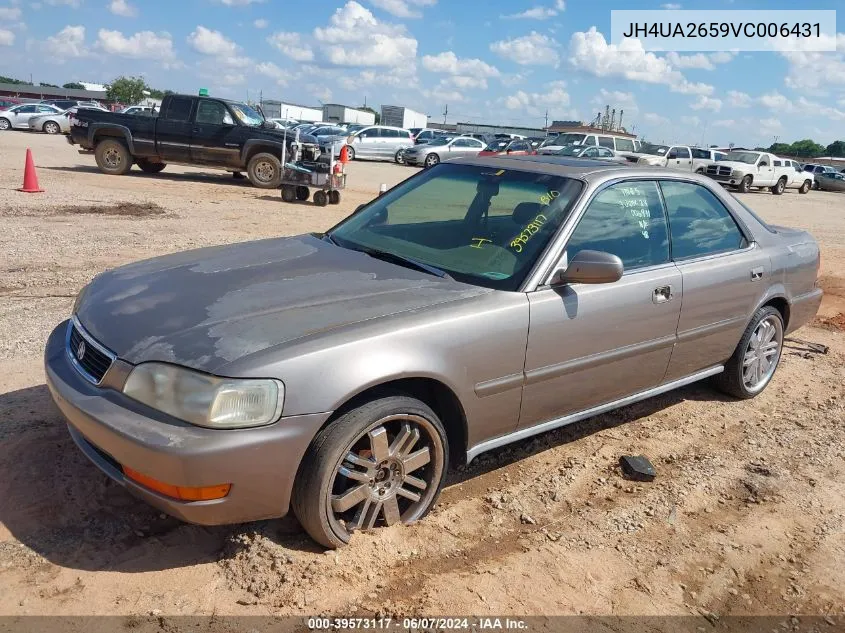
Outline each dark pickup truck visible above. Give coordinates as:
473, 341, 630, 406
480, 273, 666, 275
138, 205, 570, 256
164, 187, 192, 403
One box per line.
68, 94, 323, 188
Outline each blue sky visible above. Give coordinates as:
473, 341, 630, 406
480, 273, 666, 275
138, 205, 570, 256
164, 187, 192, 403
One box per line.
1, 0, 844, 147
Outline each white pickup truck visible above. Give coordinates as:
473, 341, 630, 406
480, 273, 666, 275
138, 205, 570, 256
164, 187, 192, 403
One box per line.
637, 145, 727, 172
704, 150, 813, 195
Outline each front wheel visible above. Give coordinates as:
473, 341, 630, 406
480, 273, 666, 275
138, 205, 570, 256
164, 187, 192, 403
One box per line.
695, 168, 705, 174
737, 175, 752, 193
424, 153, 440, 168
770, 177, 786, 195
295, 185, 310, 201
43, 121, 61, 135
0, 118, 10, 131
344, 145, 355, 161
247, 152, 282, 189
799, 180, 811, 194
328, 190, 341, 205
313, 190, 328, 207
713, 306, 784, 399
292, 395, 448, 548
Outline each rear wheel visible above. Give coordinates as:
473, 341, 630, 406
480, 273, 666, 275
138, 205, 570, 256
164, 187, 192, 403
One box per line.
247, 152, 282, 189
94, 138, 132, 175
43, 121, 61, 135
344, 146, 355, 161
799, 180, 811, 194
313, 190, 328, 207
0, 118, 10, 131
394, 150, 406, 165
737, 175, 752, 193
281, 185, 297, 203
292, 395, 448, 548
695, 167, 705, 174
328, 190, 341, 205
424, 153, 440, 168
770, 177, 786, 195
136, 158, 166, 173
295, 185, 310, 201
713, 306, 784, 399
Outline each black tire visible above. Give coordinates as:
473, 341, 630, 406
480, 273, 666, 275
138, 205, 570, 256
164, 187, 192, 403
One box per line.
770, 177, 786, 195
712, 305, 784, 400
328, 190, 341, 205
292, 395, 449, 549
344, 145, 355, 161
737, 175, 752, 193
281, 185, 297, 203
313, 190, 328, 207
813, 180, 820, 190
0, 118, 10, 131
424, 153, 440, 168
136, 158, 166, 173
394, 150, 406, 165
799, 180, 811, 194
295, 186, 310, 201
247, 152, 282, 189
43, 121, 61, 135
94, 138, 132, 175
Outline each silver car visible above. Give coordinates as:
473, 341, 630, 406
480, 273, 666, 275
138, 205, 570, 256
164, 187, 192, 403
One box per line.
45, 158, 822, 548
555, 144, 627, 163
0, 103, 62, 130
344, 125, 414, 162
404, 135, 486, 167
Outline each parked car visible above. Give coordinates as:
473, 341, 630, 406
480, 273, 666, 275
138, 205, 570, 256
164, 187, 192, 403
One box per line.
538, 132, 643, 157
478, 138, 534, 156
403, 135, 485, 167
45, 158, 822, 548
816, 171, 845, 192
119, 105, 158, 117
42, 99, 103, 111
0, 103, 63, 130
460, 133, 495, 145
268, 117, 300, 129
343, 125, 414, 162
638, 145, 726, 173
555, 144, 626, 163
28, 108, 71, 134
802, 164, 839, 189
705, 150, 812, 194
0, 97, 23, 109
67, 93, 323, 188
413, 129, 448, 144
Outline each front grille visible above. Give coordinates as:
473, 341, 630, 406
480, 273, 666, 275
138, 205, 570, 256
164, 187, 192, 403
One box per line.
707, 165, 732, 177
67, 319, 114, 384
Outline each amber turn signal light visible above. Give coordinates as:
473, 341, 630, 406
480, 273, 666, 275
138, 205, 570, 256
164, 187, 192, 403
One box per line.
123, 466, 231, 501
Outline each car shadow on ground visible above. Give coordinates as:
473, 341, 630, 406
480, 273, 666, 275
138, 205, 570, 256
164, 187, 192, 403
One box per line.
41, 165, 253, 188
0, 379, 733, 573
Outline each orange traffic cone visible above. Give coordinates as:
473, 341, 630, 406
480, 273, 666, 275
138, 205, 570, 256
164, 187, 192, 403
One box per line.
18, 148, 44, 193
339, 145, 349, 164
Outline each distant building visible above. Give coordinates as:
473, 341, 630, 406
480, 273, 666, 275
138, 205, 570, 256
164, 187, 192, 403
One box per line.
455, 122, 549, 137
261, 100, 323, 122
0, 82, 107, 103
380, 105, 428, 130
79, 82, 108, 92
547, 120, 637, 138
322, 104, 376, 126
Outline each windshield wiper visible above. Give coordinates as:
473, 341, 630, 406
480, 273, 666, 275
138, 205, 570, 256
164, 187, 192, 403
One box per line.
360, 246, 451, 279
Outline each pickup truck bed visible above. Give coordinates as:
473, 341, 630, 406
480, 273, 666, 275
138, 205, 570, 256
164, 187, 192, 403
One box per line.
68, 94, 324, 189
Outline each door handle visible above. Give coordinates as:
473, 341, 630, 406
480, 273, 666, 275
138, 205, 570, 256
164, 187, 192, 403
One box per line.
652, 285, 673, 304
750, 267, 764, 281
192, 128, 200, 133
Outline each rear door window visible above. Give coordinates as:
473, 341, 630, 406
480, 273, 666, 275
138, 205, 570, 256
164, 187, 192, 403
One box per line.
614, 138, 635, 152
598, 136, 614, 148
164, 97, 193, 121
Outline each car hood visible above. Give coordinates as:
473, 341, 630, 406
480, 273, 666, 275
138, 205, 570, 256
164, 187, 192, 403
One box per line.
714, 160, 756, 171
75, 234, 488, 374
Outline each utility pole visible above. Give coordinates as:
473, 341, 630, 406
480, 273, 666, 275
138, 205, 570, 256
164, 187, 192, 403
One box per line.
544, 109, 548, 129
443, 104, 448, 125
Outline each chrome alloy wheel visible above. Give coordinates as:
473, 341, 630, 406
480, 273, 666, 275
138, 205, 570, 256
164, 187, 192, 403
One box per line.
328, 414, 445, 536
742, 315, 782, 393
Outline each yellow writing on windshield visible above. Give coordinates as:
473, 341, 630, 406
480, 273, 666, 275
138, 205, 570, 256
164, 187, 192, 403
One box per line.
471, 237, 492, 249
510, 214, 547, 253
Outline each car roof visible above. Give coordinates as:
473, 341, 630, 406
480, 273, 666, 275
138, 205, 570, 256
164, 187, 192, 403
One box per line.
451, 154, 642, 179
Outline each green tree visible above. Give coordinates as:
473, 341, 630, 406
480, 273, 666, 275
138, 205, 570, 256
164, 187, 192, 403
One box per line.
825, 140, 845, 157
39, 82, 59, 88
768, 142, 792, 155
105, 76, 149, 105
787, 138, 825, 158
62, 82, 85, 90
0, 75, 29, 85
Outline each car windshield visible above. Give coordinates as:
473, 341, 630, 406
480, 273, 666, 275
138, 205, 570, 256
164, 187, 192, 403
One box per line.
551, 133, 586, 146
555, 145, 586, 156
327, 164, 583, 291
725, 151, 760, 164
641, 144, 668, 156
484, 140, 509, 152
230, 103, 264, 126
313, 126, 346, 136
427, 137, 450, 146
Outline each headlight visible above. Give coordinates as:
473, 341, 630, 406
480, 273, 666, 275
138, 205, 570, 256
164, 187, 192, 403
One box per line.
123, 362, 284, 429
731, 169, 742, 177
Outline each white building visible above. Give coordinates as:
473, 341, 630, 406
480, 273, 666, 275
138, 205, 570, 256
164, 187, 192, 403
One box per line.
322, 104, 376, 126
262, 101, 324, 122
380, 105, 428, 130
79, 82, 108, 92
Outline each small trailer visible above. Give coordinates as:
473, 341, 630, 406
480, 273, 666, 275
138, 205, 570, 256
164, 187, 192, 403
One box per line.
279, 166, 346, 206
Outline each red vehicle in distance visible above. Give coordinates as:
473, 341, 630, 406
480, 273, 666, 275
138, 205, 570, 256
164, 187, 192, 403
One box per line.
478, 138, 535, 157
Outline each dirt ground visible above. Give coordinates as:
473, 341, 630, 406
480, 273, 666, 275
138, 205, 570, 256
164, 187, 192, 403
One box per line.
0, 131, 843, 623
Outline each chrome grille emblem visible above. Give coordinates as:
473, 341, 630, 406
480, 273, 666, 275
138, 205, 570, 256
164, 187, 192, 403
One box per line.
76, 340, 86, 361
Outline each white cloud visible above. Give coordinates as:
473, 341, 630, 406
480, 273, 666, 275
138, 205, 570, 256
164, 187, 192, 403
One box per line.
680, 115, 700, 127
759, 117, 782, 134
421, 51, 500, 77
774, 33, 845, 90
661, 3, 681, 9
712, 119, 736, 128
256, 61, 287, 86
727, 90, 751, 107
690, 95, 722, 112
96, 29, 174, 60
309, 83, 332, 102
502, 0, 564, 19
108, 0, 137, 17
759, 91, 793, 112
502, 80, 571, 119
253, 18, 268, 28
44, 25, 87, 58
0, 28, 13, 46
45, 0, 80, 7
366, 0, 435, 19
424, 83, 467, 103
709, 51, 736, 64
0, 7, 22, 20
187, 25, 237, 56
490, 31, 560, 67
643, 112, 669, 126
314, 1, 417, 68
666, 51, 714, 70
267, 32, 314, 62
591, 88, 638, 116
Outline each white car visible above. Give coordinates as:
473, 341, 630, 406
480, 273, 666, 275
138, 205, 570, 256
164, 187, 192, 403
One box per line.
705, 150, 813, 194
0, 103, 63, 131
638, 145, 727, 173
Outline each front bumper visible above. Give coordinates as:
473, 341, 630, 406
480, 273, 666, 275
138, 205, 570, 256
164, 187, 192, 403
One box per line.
404, 154, 425, 165
44, 320, 331, 525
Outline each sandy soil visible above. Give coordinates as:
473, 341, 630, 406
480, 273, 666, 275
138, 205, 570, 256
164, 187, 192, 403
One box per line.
0, 131, 843, 622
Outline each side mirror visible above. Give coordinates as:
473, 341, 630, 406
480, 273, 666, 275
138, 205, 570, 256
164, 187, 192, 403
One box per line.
549, 250, 624, 285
